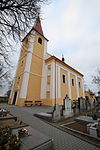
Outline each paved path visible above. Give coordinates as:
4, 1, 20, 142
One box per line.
0, 104, 100, 150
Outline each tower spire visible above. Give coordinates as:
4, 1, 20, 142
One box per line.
33, 16, 44, 36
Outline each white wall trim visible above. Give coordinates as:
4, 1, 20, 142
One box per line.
68, 71, 72, 99
59, 65, 83, 80
50, 62, 55, 99
15, 91, 19, 105
28, 51, 44, 60
11, 91, 14, 104
57, 64, 84, 99
56, 64, 58, 98
82, 79, 85, 98
25, 71, 42, 77
20, 31, 35, 98
57, 65, 61, 98
14, 71, 42, 78
10, 78, 15, 100
47, 62, 84, 100
11, 90, 19, 105
44, 40, 47, 58
10, 49, 20, 103
76, 75, 79, 98
40, 40, 47, 99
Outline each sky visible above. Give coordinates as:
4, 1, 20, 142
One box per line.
1, 0, 99, 96
40, 0, 100, 92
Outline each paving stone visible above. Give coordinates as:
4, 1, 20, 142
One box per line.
0, 104, 100, 150
12, 126, 53, 150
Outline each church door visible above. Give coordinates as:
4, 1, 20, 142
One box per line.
12, 91, 17, 105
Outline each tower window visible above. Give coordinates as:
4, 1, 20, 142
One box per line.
62, 74, 66, 83
72, 79, 74, 86
38, 37, 42, 44
21, 60, 24, 66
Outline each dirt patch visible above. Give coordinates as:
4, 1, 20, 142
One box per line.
64, 121, 88, 133
0, 113, 13, 119
0, 119, 25, 128
0, 113, 26, 128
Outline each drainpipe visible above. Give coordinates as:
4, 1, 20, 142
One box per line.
55, 58, 57, 109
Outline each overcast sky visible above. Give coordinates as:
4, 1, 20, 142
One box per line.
40, 0, 100, 92
8, 0, 100, 95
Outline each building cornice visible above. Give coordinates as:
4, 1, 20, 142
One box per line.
45, 56, 84, 77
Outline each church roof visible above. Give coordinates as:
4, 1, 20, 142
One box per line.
45, 56, 84, 77
22, 17, 48, 42
33, 16, 44, 36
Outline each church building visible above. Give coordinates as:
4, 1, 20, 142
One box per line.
8, 17, 84, 106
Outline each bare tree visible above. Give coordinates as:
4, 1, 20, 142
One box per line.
0, 0, 48, 85
0, 0, 48, 40
92, 69, 100, 90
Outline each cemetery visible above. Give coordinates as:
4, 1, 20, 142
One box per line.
0, 95, 100, 149
34, 96, 100, 147
60, 112, 100, 147
0, 108, 54, 150
34, 96, 100, 121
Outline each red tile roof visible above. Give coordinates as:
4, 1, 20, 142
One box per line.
45, 56, 84, 77
22, 17, 48, 42
33, 17, 44, 36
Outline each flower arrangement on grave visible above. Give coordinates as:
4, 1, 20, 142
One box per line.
0, 108, 9, 117
0, 127, 20, 150
18, 128, 30, 137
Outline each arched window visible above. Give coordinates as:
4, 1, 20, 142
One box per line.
62, 74, 66, 83
38, 37, 42, 44
72, 79, 74, 86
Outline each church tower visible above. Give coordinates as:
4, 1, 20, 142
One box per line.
9, 17, 84, 106
9, 17, 48, 106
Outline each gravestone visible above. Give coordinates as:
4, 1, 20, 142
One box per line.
12, 126, 54, 150
52, 105, 61, 120
80, 98, 83, 110
83, 98, 86, 110
85, 96, 90, 110
97, 120, 100, 137
96, 96, 100, 104
78, 97, 84, 112
63, 96, 73, 117
86, 100, 90, 110
90, 99, 94, 109
79, 97, 87, 111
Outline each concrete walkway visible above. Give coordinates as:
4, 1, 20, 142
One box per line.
0, 104, 100, 150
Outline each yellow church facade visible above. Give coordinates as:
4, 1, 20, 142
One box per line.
8, 18, 84, 106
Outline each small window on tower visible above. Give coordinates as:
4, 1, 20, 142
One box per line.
38, 37, 42, 44
62, 74, 66, 83
21, 60, 24, 66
